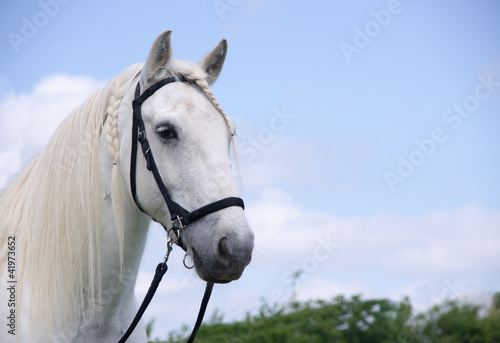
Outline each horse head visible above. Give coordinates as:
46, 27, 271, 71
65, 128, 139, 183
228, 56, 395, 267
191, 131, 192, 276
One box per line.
117, 31, 254, 283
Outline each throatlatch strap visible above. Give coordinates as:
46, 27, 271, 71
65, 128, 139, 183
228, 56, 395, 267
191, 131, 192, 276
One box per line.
129, 84, 142, 213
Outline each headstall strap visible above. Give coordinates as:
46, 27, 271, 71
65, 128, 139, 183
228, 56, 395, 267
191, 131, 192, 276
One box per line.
119, 74, 245, 342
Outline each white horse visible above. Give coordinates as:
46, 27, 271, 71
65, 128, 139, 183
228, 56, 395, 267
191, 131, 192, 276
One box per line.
0, 30, 254, 342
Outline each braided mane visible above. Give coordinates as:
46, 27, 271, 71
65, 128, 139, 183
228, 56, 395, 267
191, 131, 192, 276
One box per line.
0, 64, 141, 339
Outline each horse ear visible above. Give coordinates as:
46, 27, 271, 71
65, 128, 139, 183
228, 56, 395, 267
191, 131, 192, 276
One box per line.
199, 39, 227, 85
141, 30, 173, 86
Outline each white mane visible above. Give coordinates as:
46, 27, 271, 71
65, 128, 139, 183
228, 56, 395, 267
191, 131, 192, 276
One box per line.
0, 64, 141, 336
0, 59, 239, 339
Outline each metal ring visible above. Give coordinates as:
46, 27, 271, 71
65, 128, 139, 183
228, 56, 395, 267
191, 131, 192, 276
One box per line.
167, 227, 179, 242
183, 253, 195, 269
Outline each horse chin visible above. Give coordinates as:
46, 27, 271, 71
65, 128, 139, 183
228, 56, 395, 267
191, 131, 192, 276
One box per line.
191, 247, 247, 284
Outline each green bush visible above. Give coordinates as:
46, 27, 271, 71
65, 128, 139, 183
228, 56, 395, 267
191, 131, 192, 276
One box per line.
149, 292, 500, 343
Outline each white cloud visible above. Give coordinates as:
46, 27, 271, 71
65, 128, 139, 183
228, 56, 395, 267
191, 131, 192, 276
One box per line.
383, 279, 428, 303
295, 277, 372, 302
247, 188, 500, 275
0, 74, 105, 189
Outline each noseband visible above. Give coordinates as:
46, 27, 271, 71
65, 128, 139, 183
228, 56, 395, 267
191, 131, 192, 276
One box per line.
130, 75, 244, 245
119, 75, 245, 343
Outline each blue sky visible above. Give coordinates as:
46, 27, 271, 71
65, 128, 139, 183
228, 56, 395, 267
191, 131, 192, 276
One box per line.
1, 0, 500, 339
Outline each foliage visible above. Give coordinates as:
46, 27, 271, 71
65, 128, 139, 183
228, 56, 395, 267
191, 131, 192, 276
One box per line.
146, 318, 155, 340
148, 292, 500, 343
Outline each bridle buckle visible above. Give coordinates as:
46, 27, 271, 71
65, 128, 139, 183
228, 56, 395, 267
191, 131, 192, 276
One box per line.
137, 130, 146, 143
167, 215, 185, 243
171, 215, 186, 230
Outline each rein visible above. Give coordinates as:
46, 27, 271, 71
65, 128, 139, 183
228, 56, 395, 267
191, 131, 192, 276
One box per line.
118, 75, 244, 342
117, 240, 213, 343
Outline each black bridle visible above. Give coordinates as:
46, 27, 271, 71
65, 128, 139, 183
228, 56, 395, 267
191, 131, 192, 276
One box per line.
130, 75, 244, 239
118, 75, 245, 343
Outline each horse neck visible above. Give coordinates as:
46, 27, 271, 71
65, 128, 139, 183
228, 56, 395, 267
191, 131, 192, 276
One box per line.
97, 133, 151, 313
59, 134, 153, 340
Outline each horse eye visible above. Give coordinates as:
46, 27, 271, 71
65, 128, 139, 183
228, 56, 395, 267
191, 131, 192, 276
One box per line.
156, 126, 176, 140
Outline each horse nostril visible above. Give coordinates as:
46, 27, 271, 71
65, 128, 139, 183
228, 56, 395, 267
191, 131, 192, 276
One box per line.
218, 237, 230, 264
